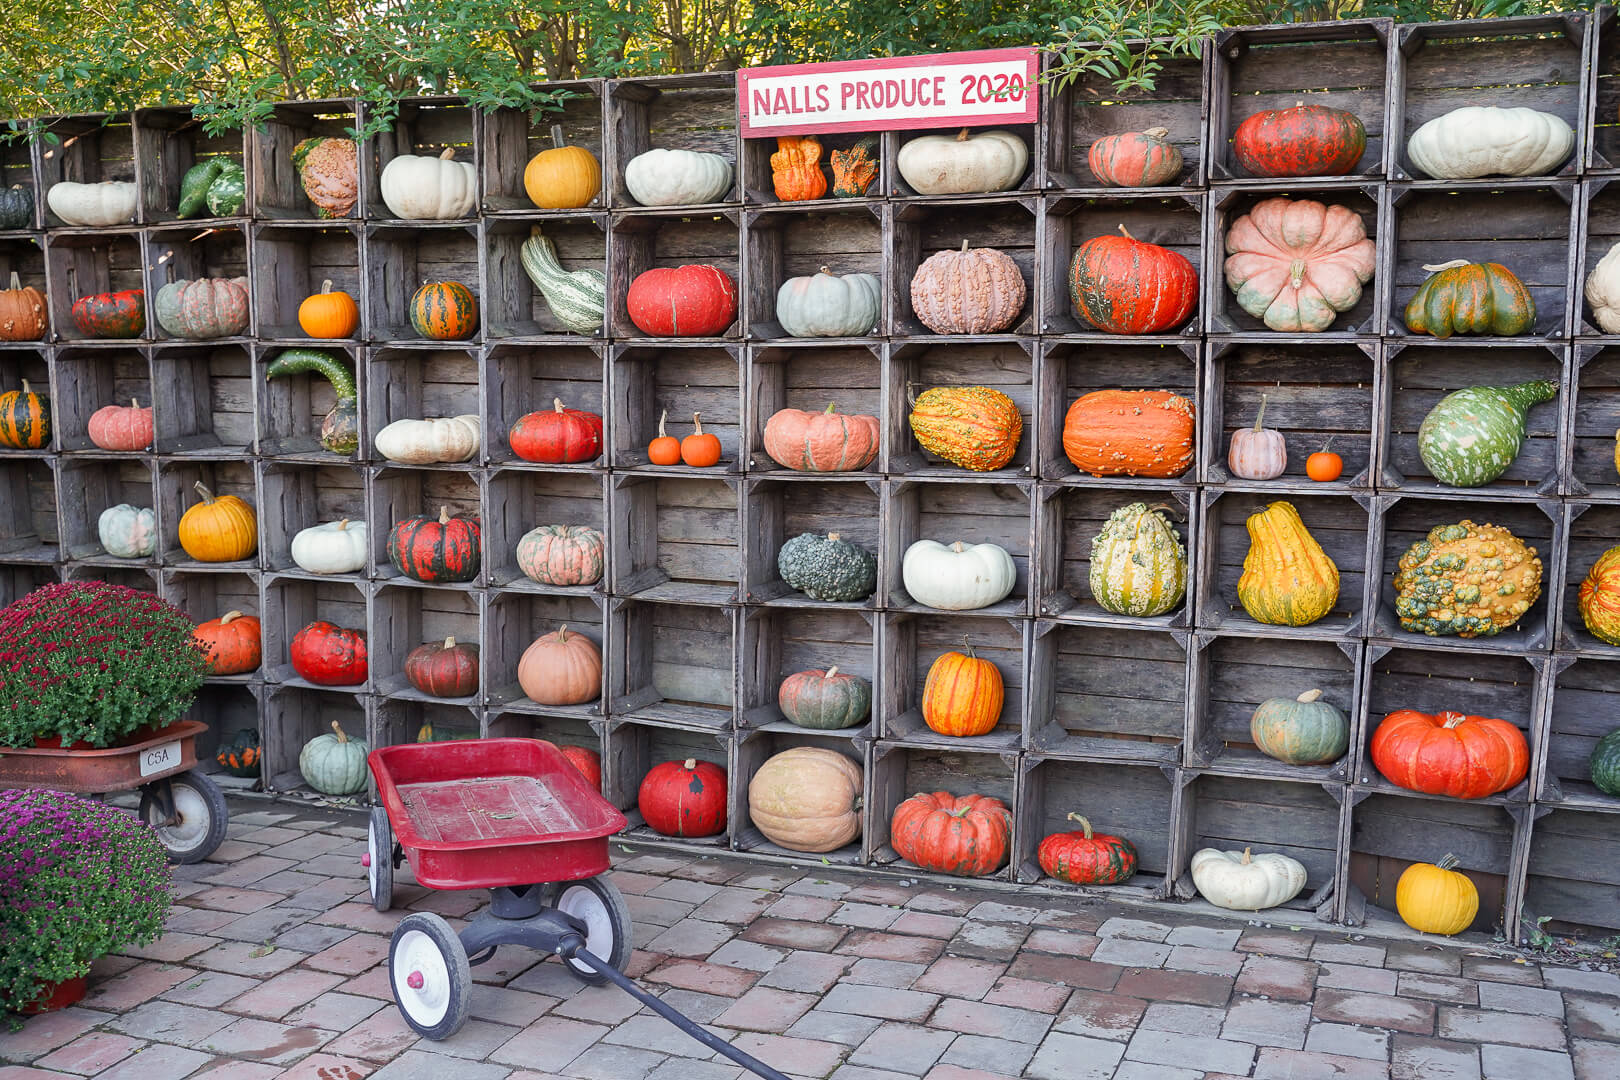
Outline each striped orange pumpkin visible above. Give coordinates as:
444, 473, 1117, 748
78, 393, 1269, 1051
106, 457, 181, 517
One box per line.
409, 280, 478, 340
0, 379, 49, 449
921, 644, 1004, 737
1579, 546, 1620, 646
908, 386, 1022, 472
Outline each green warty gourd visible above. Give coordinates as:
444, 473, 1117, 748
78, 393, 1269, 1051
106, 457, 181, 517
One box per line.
777, 531, 877, 602
1088, 502, 1187, 617
1417, 380, 1556, 487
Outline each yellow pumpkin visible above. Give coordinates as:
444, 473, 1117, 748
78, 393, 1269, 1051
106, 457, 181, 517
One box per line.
179, 482, 259, 562
1396, 854, 1479, 936
524, 126, 602, 210
1236, 501, 1339, 627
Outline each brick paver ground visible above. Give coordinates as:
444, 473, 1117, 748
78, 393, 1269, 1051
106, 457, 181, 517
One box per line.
3, 796, 1618, 1079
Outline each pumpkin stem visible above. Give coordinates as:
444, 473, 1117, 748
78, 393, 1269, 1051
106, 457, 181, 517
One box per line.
658, 408, 669, 439
824, 666, 839, 679
1421, 259, 1473, 273
336, 518, 350, 530
959, 239, 969, 252
683, 758, 697, 770
1442, 713, 1468, 729
691, 412, 703, 436
553, 397, 565, 413
132, 397, 140, 409
6, 271, 19, 291
962, 636, 975, 660
1117, 224, 1136, 241
19, 379, 31, 396
331, 720, 348, 744
443, 636, 455, 648
1143, 127, 1170, 139
320, 279, 334, 294
549, 124, 567, 149
193, 482, 217, 505
438, 147, 457, 161
438, 505, 450, 525
1296, 689, 1324, 703
1251, 394, 1269, 433
1436, 853, 1461, 871
1294, 99, 1305, 108
827, 532, 841, 541
1241, 846, 1252, 864
823, 402, 837, 414
1320, 435, 1334, 454
950, 541, 966, 552
906, 381, 920, 408
557, 624, 569, 641
819, 266, 834, 276
954, 128, 970, 142
220, 610, 242, 624
1066, 812, 1094, 838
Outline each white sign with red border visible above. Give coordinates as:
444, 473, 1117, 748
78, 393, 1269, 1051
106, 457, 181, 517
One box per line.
738, 47, 1039, 138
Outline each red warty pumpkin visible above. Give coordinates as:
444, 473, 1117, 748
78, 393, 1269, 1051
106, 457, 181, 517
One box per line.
626, 265, 737, 337
193, 610, 261, 675
1037, 813, 1138, 885
387, 506, 481, 584
1069, 226, 1198, 334
560, 744, 603, 791
510, 398, 603, 464
639, 758, 727, 837
1231, 102, 1367, 179
1370, 709, 1529, 800
70, 289, 145, 339
87, 398, 153, 452
404, 636, 480, 698
890, 791, 1011, 877
290, 621, 368, 686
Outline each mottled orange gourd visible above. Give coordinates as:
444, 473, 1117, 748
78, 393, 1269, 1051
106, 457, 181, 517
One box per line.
1062, 389, 1195, 478
771, 135, 828, 201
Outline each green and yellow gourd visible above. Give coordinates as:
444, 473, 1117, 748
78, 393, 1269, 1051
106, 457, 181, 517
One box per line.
178, 159, 246, 218
1236, 501, 1340, 627
1404, 259, 1535, 338
1088, 503, 1186, 617
1393, 520, 1542, 638
1417, 381, 1557, 488
519, 226, 606, 333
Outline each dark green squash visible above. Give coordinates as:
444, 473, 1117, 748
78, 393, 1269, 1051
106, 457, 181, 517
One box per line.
778, 667, 871, 729
0, 184, 35, 230
178, 160, 225, 218
777, 531, 876, 602
215, 727, 262, 778
1591, 729, 1620, 796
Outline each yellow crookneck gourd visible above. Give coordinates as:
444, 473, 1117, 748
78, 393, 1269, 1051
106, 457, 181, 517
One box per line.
1236, 501, 1340, 627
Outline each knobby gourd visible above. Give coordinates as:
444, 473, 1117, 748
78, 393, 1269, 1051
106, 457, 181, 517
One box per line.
770, 135, 827, 201
830, 136, 879, 197
1088, 502, 1187, 617
777, 531, 877, 602
1393, 521, 1541, 638
908, 385, 1022, 471
1062, 389, 1196, 478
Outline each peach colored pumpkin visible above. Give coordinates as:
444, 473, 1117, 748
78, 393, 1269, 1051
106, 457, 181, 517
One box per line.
761, 403, 879, 472
517, 624, 602, 706
1223, 197, 1375, 333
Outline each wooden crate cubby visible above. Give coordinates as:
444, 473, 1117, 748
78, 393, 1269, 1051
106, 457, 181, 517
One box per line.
0, 457, 59, 563
1539, 655, 1620, 810
1577, 179, 1620, 338
610, 342, 742, 471
733, 729, 868, 863
738, 605, 879, 737
0, 128, 41, 231
364, 224, 482, 343
483, 589, 606, 718
1346, 790, 1526, 934
607, 598, 735, 731
604, 717, 733, 847
0, 564, 60, 606
156, 458, 259, 570
372, 699, 482, 754
741, 130, 885, 206
609, 472, 741, 605
368, 464, 483, 587
1208, 19, 1393, 185
1016, 756, 1178, 899
249, 101, 362, 222
1197, 488, 1374, 639
1569, 343, 1620, 497
160, 567, 261, 679
883, 477, 1034, 616
254, 343, 363, 463
250, 223, 364, 342
879, 609, 1025, 751
888, 340, 1035, 479
1388, 182, 1578, 341
54, 455, 155, 564
63, 562, 157, 594
257, 460, 368, 578
1369, 492, 1562, 652
133, 107, 246, 227
362, 98, 480, 225
1392, 14, 1588, 183
1187, 631, 1361, 782
35, 114, 138, 230
482, 214, 609, 340
742, 203, 885, 338
1521, 807, 1620, 940
485, 342, 605, 468
486, 710, 602, 757
1043, 42, 1207, 192
480, 83, 609, 214
370, 581, 482, 703
0, 234, 47, 304
151, 343, 254, 456
1040, 193, 1203, 336
886, 126, 1039, 201
1592, 6, 1620, 173
1034, 482, 1196, 628
889, 197, 1037, 337
181, 682, 261, 770
1205, 183, 1383, 337
1173, 770, 1345, 919
609, 74, 739, 210
867, 742, 1019, 877
145, 224, 251, 344
260, 573, 370, 691
1381, 342, 1565, 497
1026, 620, 1188, 763
260, 685, 370, 792
1204, 339, 1377, 490
608, 211, 742, 340
44, 230, 145, 343
0, 348, 50, 454
1356, 642, 1546, 805
742, 475, 882, 608
744, 341, 884, 474
1560, 502, 1620, 656
483, 468, 609, 595
49, 346, 147, 455
363, 346, 481, 464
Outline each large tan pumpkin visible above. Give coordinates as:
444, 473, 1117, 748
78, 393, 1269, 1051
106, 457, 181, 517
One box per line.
747, 747, 864, 853
517, 624, 602, 706
909, 241, 1025, 334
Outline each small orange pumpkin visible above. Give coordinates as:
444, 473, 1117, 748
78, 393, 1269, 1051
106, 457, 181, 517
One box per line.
648, 408, 681, 465
194, 610, 262, 675
771, 136, 827, 202
298, 279, 360, 339
680, 412, 722, 467
921, 641, 1004, 737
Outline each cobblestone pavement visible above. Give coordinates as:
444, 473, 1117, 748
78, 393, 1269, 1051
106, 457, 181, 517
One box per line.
3, 797, 1618, 1079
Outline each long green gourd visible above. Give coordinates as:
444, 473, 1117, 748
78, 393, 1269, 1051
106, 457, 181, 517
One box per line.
264, 348, 359, 454
1417, 380, 1557, 487
520, 226, 606, 333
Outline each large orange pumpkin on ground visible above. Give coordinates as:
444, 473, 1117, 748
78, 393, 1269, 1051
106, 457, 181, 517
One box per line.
1062, 389, 1196, 478
1369, 709, 1529, 800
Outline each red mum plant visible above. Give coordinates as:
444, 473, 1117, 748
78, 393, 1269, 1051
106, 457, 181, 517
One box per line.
0, 582, 208, 748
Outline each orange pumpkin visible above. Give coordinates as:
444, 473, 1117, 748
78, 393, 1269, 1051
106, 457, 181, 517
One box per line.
648, 408, 681, 465
0, 380, 50, 450
890, 791, 1011, 877
409, 281, 478, 340
517, 624, 602, 706
524, 125, 602, 210
921, 642, 1004, 737
0, 271, 48, 341
298, 279, 360, 339
194, 610, 262, 675
771, 136, 827, 202
1062, 389, 1196, 478
680, 412, 722, 467
178, 482, 258, 563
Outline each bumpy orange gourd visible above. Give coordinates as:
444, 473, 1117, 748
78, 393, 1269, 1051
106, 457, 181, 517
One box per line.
830, 136, 879, 198
1236, 501, 1339, 627
771, 135, 828, 201
1062, 389, 1195, 478
178, 482, 259, 563
921, 642, 1004, 737
908, 386, 1022, 472
298, 279, 360, 338
890, 791, 1011, 877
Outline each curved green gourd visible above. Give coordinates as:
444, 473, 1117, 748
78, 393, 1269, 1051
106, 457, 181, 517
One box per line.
1088, 502, 1186, 617
777, 531, 876, 602
264, 349, 359, 454
520, 226, 606, 333
1590, 730, 1620, 796
1417, 380, 1557, 487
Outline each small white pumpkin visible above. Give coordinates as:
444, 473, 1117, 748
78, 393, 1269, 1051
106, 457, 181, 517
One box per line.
1190, 847, 1308, 911
1586, 240, 1620, 334
290, 518, 369, 575
775, 268, 881, 338
624, 148, 732, 206
1406, 106, 1573, 180
896, 129, 1029, 195
47, 180, 138, 227
98, 504, 156, 558
379, 148, 477, 219
374, 414, 481, 464
901, 539, 1016, 611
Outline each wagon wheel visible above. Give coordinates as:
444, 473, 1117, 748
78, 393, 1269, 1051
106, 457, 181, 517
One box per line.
367, 806, 394, 912
138, 771, 228, 864
389, 912, 471, 1040
555, 875, 632, 985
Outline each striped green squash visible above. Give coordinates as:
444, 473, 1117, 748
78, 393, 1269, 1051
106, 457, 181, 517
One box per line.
520, 226, 605, 334
409, 280, 478, 340
1417, 380, 1557, 487
1089, 502, 1186, 617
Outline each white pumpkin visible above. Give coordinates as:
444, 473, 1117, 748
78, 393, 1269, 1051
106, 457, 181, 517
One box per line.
1190, 847, 1308, 911
1586, 240, 1620, 334
896, 129, 1029, 195
901, 539, 1016, 611
379, 148, 477, 219
623, 148, 732, 206
290, 518, 369, 575
1406, 106, 1573, 180
47, 181, 138, 226
374, 414, 481, 464
98, 504, 156, 558
775, 268, 881, 338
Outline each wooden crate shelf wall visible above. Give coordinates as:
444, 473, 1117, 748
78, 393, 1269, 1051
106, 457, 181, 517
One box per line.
11, 14, 1620, 945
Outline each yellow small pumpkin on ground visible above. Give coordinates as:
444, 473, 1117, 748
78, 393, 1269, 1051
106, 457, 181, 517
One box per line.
179, 482, 259, 562
1396, 854, 1479, 936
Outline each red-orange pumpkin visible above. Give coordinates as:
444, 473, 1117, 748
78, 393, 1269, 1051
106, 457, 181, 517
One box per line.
1370, 709, 1529, 800
290, 621, 367, 686
1088, 128, 1183, 188
193, 610, 261, 675
404, 636, 480, 698
1038, 813, 1138, 885
639, 758, 726, 837
1062, 389, 1196, 478
387, 506, 481, 584
560, 744, 603, 791
509, 398, 603, 463
626, 265, 736, 337
1232, 102, 1366, 179
762, 402, 880, 472
890, 791, 1011, 877
1069, 226, 1198, 334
